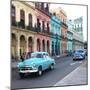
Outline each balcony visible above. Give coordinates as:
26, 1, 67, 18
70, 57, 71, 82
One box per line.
67, 38, 73, 41
50, 32, 61, 39
17, 21, 25, 29
61, 34, 67, 39
11, 21, 17, 26
11, 22, 51, 35
61, 22, 68, 28
26, 25, 36, 32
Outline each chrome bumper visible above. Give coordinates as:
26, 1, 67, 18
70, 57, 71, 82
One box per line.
19, 69, 38, 73
73, 57, 83, 59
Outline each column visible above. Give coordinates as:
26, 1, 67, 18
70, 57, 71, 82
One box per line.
33, 37, 37, 52
45, 40, 47, 52
25, 10, 28, 26
26, 36, 28, 52
17, 35, 20, 60
16, 5, 20, 22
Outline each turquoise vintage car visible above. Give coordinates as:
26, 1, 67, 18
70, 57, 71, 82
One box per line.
17, 52, 55, 78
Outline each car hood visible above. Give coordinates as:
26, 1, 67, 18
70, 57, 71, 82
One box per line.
17, 58, 42, 67
74, 52, 80, 56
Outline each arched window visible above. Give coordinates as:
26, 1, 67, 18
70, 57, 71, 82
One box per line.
47, 40, 50, 53
52, 41, 54, 56
28, 14, 32, 27
42, 40, 45, 51
37, 18, 41, 31
20, 10, 25, 20
42, 21, 45, 30
37, 39, 41, 51
47, 23, 49, 32
19, 9, 25, 28
11, 5, 16, 26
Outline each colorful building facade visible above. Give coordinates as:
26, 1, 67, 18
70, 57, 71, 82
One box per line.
11, 1, 51, 60
57, 8, 68, 55
50, 14, 61, 56
50, 7, 68, 55
11, 1, 84, 60
67, 20, 73, 52
11, 1, 37, 60
34, 2, 51, 54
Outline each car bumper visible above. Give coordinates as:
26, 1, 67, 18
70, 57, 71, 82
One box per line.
73, 57, 83, 60
19, 69, 38, 73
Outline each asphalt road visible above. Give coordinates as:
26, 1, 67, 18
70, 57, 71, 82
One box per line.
11, 56, 86, 89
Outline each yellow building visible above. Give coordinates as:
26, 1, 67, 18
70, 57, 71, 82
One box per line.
11, 1, 37, 60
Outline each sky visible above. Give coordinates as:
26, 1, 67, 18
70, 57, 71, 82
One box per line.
50, 3, 87, 41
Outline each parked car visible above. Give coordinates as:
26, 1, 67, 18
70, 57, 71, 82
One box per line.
72, 49, 86, 60
17, 52, 55, 78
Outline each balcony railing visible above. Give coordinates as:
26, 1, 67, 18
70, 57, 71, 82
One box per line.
50, 32, 61, 39
12, 22, 62, 38
17, 22, 25, 29
61, 22, 68, 28
11, 21, 17, 26
67, 38, 73, 41
61, 34, 67, 39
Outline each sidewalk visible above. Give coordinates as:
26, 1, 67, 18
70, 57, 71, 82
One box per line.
54, 60, 88, 86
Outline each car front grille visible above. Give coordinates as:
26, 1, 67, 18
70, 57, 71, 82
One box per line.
20, 67, 32, 70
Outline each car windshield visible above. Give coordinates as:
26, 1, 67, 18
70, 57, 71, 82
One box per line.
43, 53, 49, 58
77, 50, 84, 53
31, 53, 43, 58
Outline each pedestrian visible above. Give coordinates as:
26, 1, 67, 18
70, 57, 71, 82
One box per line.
20, 53, 25, 62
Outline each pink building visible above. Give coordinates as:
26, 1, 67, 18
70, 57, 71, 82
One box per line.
35, 2, 51, 54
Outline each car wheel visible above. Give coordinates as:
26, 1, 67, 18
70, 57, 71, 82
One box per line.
19, 73, 25, 78
73, 59, 76, 61
37, 67, 42, 76
50, 64, 54, 70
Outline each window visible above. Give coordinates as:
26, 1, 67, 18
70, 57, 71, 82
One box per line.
20, 9, 25, 28
41, 3, 44, 9
47, 23, 49, 32
28, 14, 32, 27
31, 53, 43, 58
44, 3, 49, 12
37, 18, 41, 31
43, 53, 49, 58
42, 21, 45, 30
20, 10, 25, 20
11, 5, 16, 25
37, 18, 39, 27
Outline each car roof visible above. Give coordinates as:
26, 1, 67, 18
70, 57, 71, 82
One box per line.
31, 52, 48, 55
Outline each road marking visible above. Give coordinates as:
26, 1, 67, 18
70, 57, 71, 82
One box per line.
70, 62, 77, 65
70, 61, 82, 66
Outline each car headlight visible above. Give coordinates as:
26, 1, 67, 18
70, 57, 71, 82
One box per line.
33, 64, 38, 68
30, 62, 36, 67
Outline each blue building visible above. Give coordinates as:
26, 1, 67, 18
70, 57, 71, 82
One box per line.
67, 20, 73, 52
50, 14, 61, 56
